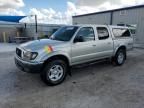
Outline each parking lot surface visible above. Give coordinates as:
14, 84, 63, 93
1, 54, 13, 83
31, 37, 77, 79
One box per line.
0, 48, 144, 108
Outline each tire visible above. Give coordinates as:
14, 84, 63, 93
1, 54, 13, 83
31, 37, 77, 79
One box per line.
114, 49, 126, 66
40, 59, 67, 86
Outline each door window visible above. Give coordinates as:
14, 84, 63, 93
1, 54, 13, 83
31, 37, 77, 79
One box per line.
97, 27, 109, 40
75, 27, 95, 42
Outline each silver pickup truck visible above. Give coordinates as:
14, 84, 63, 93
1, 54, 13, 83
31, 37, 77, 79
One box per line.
15, 25, 133, 85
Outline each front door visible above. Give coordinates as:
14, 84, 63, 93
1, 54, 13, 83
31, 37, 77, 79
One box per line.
71, 27, 96, 65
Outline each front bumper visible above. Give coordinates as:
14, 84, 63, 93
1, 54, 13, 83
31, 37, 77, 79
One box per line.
15, 56, 43, 73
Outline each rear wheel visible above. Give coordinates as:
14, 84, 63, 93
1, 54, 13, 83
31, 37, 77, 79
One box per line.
114, 49, 126, 66
40, 59, 67, 86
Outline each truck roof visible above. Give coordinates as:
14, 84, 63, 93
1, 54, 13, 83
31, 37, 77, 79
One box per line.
68, 24, 129, 29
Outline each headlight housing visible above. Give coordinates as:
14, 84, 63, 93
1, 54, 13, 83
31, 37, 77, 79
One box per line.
23, 51, 38, 60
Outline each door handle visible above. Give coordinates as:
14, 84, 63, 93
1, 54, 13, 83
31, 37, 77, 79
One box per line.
107, 42, 111, 44
92, 45, 96, 47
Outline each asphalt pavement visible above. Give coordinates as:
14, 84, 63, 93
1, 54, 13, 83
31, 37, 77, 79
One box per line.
0, 48, 144, 108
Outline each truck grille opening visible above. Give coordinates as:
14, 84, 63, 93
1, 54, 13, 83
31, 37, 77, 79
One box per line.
16, 48, 22, 58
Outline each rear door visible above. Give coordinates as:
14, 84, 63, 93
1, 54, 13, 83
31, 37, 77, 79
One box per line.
93, 26, 113, 58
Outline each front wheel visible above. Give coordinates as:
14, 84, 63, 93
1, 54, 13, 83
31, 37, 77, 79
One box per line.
114, 49, 126, 66
40, 59, 67, 86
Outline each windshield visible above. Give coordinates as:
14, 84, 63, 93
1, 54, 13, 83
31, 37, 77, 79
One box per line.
50, 26, 78, 41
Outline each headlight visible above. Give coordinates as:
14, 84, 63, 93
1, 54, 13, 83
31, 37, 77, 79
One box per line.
23, 51, 38, 60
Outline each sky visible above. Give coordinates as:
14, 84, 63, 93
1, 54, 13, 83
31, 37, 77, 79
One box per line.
0, 0, 144, 24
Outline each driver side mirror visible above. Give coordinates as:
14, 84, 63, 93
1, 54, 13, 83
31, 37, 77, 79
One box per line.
74, 36, 84, 43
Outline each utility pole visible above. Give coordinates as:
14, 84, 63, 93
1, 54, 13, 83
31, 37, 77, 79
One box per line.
34, 15, 38, 40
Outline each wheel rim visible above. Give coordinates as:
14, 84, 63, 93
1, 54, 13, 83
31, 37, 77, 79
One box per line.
48, 65, 64, 81
118, 52, 124, 64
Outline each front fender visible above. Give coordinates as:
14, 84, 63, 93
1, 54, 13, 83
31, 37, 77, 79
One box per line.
39, 50, 71, 65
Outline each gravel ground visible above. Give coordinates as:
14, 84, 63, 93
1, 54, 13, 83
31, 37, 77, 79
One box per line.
0, 48, 144, 108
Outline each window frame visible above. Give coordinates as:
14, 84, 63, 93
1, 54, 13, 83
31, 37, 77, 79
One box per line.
120, 10, 127, 16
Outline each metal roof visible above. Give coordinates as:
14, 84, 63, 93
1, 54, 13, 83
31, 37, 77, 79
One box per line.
0, 16, 26, 23
73, 4, 144, 18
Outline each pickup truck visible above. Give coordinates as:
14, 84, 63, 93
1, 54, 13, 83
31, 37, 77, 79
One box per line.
15, 25, 133, 86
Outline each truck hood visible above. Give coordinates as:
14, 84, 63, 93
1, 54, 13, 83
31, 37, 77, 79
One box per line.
20, 39, 66, 51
